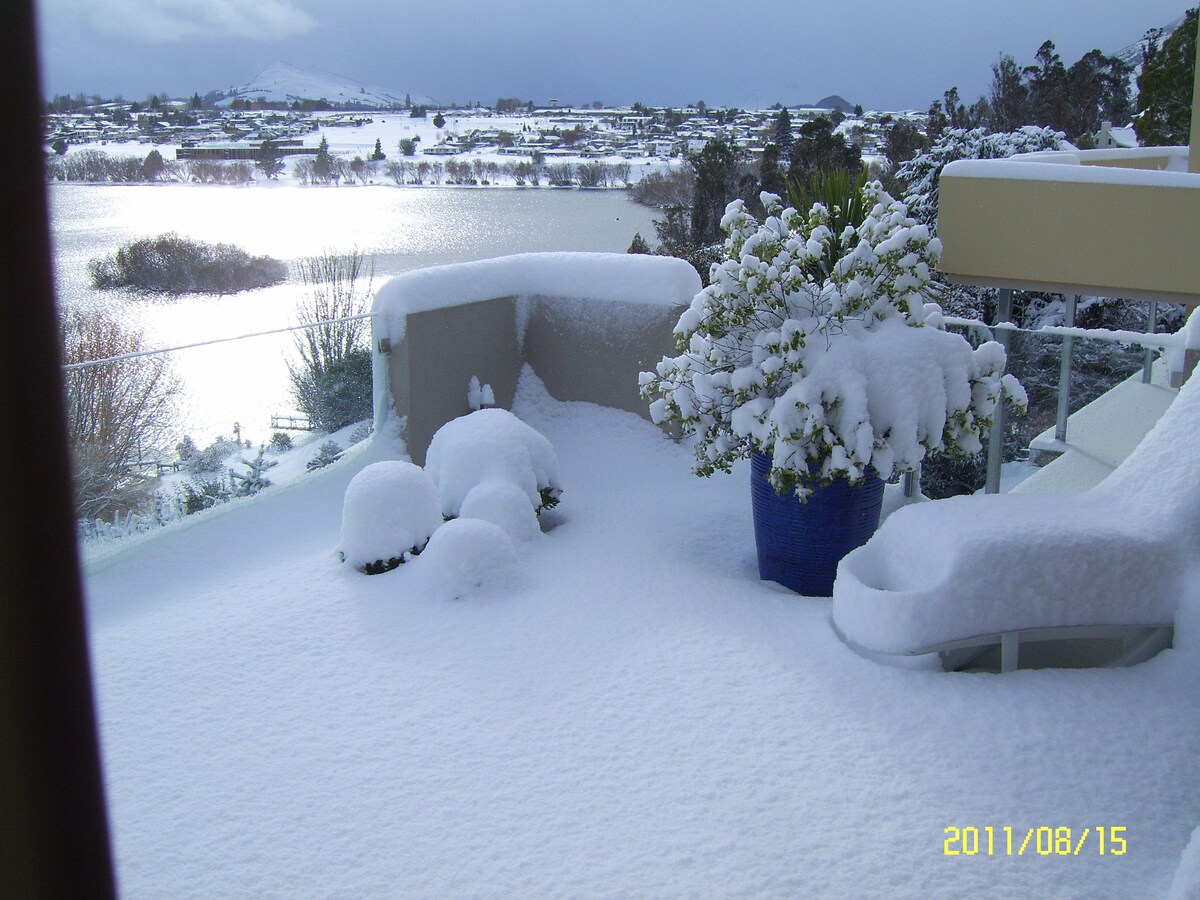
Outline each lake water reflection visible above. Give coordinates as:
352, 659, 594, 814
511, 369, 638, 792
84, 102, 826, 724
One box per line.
49, 184, 662, 445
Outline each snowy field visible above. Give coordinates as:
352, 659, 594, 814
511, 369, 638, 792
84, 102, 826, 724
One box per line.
84, 370, 1200, 897
74, 110, 680, 188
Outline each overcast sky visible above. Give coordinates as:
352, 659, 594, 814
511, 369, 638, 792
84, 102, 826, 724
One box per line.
36, 0, 1192, 111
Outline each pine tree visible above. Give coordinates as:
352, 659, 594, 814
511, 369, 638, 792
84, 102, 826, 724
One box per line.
627, 232, 652, 254
371, 138, 386, 161
773, 108, 794, 161
312, 134, 334, 182
256, 139, 285, 179
231, 446, 277, 496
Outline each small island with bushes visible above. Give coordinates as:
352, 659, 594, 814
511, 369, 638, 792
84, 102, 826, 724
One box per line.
89, 233, 287, 294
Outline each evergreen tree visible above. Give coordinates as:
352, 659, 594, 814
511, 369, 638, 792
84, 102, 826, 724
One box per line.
1065, 50, 1133, 140
1135, 8, 1198, 146
757, 142, 787, 199
988, 56, 1030, 132
786, 116, 862, 187
772, 108, 794, 161
231, 446, 277, 496
312, 134, 334, 182
432, 112, 446, 129
370, 138, 386, 161
1024, 41, 1070, 133
689, 138, 738, 247
142, 149, 165, 182
627, 233, 652, 254
256, 139, 285, 179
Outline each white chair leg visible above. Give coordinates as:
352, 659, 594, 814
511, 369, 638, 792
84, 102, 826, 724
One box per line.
1001, 631, 1020, 673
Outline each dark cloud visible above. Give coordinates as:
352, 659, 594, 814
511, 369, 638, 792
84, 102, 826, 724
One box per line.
36, 0, 1188, 109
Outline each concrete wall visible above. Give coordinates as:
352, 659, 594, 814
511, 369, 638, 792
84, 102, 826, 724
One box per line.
386, 293, 682, 465
389, 297, 519, 465
523, 296, 680, 417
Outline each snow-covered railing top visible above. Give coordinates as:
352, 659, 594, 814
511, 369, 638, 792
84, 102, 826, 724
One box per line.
942, 151, 1200, 189
372, 252, 701, 344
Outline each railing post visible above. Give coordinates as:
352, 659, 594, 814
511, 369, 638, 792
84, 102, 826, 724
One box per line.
1143, 300, 1158, 384
903, 465, 920, 500
1055, 294, 1078, 443
985, 289, 1014, 494
371, 314, 390, 434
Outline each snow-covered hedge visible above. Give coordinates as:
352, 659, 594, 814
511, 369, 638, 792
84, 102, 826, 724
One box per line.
640, 185, 1026, 498
340, 461, 443, 574
425, 408, 563, 518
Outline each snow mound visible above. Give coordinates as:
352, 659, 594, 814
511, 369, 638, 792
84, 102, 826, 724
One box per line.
340, 461, 442, 573
460, 479, 542, 542
425, 408, 562, 518
414, 517, 520, 596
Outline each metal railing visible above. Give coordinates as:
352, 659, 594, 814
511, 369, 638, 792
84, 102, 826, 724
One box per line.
944, 289, 1186, 494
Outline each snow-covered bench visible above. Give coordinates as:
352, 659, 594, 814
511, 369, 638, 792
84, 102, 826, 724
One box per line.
830, 365, 1200, 672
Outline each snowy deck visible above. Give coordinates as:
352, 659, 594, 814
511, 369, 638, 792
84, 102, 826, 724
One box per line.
82, 371, 1200, 897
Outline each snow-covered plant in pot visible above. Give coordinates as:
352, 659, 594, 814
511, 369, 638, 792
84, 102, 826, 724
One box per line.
640, 173, 1026, 596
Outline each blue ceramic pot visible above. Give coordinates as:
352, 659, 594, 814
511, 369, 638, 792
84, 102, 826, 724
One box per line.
751, 452, 884, 597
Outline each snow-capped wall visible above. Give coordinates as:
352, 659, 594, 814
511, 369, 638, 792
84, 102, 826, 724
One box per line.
373, 253, 701, 464
372, 252, 700, 345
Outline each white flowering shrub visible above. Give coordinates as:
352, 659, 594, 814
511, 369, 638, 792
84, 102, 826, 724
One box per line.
640, 184, 1026, 498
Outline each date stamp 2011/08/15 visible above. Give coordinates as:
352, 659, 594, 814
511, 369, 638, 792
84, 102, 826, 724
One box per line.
943, 826, 1127, 857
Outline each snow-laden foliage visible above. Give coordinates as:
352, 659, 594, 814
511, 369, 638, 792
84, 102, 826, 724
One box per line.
425, 408, 563, 518
640, 186, 1026, 498
897, 126, 1067, 228
340, 461, 443, 574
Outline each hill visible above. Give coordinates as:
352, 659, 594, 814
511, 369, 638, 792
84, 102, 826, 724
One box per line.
794, 94, 856, 113
215, 62, 434, 109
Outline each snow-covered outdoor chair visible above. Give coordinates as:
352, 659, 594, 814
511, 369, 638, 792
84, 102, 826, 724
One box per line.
830, 367, 1200, 672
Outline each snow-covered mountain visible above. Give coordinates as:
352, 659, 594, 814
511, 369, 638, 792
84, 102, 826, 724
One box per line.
216, 63, 434, 109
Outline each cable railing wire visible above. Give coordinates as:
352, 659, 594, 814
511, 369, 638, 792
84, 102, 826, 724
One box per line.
61, 312, 378, 371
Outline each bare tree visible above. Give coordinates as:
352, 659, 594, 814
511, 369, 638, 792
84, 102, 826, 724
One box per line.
61, 307, 178, 520
384, 160, 409, 185
545, 162, 576, 186
576, 161, 608, 188
288, 250, 376, 432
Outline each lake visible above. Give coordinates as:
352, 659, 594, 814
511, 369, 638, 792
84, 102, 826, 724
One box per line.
49, 183, 663, 447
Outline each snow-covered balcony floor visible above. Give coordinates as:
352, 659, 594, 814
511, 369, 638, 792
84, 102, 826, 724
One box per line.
83, 373, 1200, 898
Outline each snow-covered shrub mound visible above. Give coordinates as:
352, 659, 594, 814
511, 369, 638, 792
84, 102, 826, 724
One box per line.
415, 517, 520, 596
340, 461, 442, 574
425, 408, 562, 518
460, 479, 542, 543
